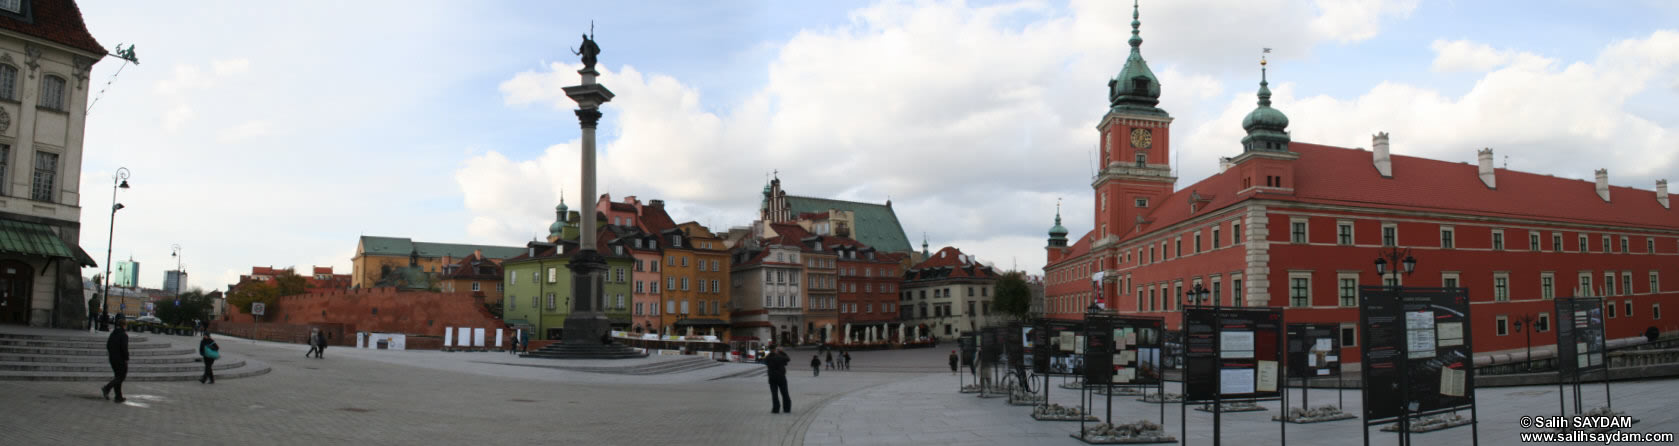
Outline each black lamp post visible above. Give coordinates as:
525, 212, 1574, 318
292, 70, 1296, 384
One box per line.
170, 244, 183, 300
1372, 246, 1417, 288
1514, 313, 1536, 371
97, 167, 131, 329
1187, 283, 1213, 308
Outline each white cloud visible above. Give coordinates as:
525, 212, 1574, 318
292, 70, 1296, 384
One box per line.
215, 120, 271, 143
1187, 31, 1679, 189
1309, 0, 1419, 43
1430, 39, 1555, 73
460, 0, 1419, 277
211, 58, 250, 76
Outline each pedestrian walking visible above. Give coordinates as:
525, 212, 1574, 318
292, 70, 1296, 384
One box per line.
316, 332, 329, 359
948, 350, 959, 375
101, 315, 129, 403
199, 332, 219, 384
508, 331, 518, 355
521, 331, 530, 353
766, 347, 791, 413
86, 296, 98, 330
825, 351, 834, 370
810, 354, 821, 377
843, 351, 851, 370
305, 329, 320, 358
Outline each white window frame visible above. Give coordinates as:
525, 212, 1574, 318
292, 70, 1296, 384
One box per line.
1290, 218, 1309, 244
1440, 226, 1455, 249
1625, 300, 1633, 318
1441, 272, 1460, 290
1530, 232, 1540, 252
1288, 272, 1312, 308
1337, 220, 1354, 246
1491, 229, 1505, 251
1496, 315, 1508, 336
1541, 272, 1555, 300
1579, 272, 1593, 297
1381, 223, 1398, 247
1537, 312, 1550, 332
1654, 303, 1662, 321
1605, 272, 1616, 296
1337, 272, 1359, 307
1552, 233, 1562, 252
1493, 272, 1509, 301
1652, 271, 1661, 294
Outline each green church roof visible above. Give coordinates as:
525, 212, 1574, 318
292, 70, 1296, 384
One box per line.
1240, 63, 1292, 152
782, 196, 913, 253
358, 236, 526, 259
1107, 0, 1167, 118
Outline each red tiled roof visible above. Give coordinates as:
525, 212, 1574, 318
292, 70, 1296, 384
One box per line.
609, 202, 637, 212
312, 266, 333, 275
640, 205, 678, 233
1050, 142, 1677, 269
0, 0, 105, 55
1288, 143, 1675, 228
768, 223, 812, 245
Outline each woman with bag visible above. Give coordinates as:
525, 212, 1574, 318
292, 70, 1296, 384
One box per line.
199, 332, 220, 384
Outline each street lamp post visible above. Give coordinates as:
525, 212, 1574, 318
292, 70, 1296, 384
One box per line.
1371, 246, 1418, 446
170, 244, 182, 299
1514, 313, 1536, 371
96, 168, 130, 330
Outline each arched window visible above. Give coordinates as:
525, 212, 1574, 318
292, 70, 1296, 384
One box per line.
0, 65, 17, 101
39, 75, 66, 111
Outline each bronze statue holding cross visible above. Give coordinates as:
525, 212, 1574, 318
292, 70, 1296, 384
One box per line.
572, 23, 601, 72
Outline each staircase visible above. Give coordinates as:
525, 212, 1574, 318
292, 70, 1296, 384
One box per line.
0, 329, 271, 382
521, 341, 647, 360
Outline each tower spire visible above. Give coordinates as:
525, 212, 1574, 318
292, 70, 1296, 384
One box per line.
1258, 48, 1273, 107
1108, 0, 1165, 116
1128, 0, 1142, 49
1241, 48, 1290, 152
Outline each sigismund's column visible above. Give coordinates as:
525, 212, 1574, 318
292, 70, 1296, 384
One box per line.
561, 33, 614, 345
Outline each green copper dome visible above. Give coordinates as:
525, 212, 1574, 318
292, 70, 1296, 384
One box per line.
1048, 213, 1068, 237
1107, 0, 1167, 117
549, 220, 563, 236
1240, 64, 1291, 152
550, 198, 569, 236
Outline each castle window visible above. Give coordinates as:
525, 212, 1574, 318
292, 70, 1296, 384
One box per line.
1135, 153, 1147, 167
1440, 227, 1455, 249
1135, 198, 1148, 208
1492, 230, 1505, 251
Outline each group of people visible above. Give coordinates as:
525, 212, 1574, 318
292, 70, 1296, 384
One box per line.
100, 315, 221, 403
304, 328, 328, 359
506, 330, 530, 354
809, 348, 852, 376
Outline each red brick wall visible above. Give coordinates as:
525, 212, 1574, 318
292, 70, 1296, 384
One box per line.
219, 288, 506, 340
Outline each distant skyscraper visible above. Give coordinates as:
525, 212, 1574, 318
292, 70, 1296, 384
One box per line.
114, 259, 140, 288
163, 270, 188, 295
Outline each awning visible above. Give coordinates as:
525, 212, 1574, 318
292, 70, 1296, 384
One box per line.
674, 318, 730, 327
0, 220, 98, 267
504, 319, 533, 328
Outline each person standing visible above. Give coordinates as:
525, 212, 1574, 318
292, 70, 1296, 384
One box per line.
766, 347, 791, 413
305, 329, 320, 358
824, 351, 834, 370
948, 350, 959, 375
101, 315, 129, 403
508, 331, 518, 355
810, 354, 821, 377
199, 332, 219, 384
843, 351, 852, 370
316, 331, 329, 359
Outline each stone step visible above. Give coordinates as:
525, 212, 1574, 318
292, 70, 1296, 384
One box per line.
0, 359, 247, 373
0, 339, 171, 349
0, 346, 194, 357
0, 353, 211, 365
0, 359, 272, 382
0, 332, 153, 343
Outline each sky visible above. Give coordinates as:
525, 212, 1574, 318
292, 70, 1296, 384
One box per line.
71, 0, 1679, 290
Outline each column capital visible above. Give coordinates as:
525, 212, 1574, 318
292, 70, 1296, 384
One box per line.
576, 109, 603, 128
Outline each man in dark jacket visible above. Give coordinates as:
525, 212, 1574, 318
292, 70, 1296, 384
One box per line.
766, 347, 791, 413
199, 332, 219, 384
102, 315, 129, 403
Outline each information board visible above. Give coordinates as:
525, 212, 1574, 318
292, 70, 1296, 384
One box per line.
1555, 297, 1606, 376
1286, 323, 1342, 378
1006, 321, 1025, 371
1358, 286, 1475, 422
1083, 315, 1114, 385
979, 328, 999, 366
1109, 316, 1166, 386
959, 333, 977, 368
1182, 307, 1284, 403
1032, 319, 1085, 375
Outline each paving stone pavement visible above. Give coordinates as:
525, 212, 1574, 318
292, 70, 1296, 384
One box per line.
0, 332, 924, 445
808, 371, 1679, 446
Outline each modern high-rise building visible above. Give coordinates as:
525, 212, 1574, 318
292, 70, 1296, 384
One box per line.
163, 270, 187, 295
114, 258, 139, 288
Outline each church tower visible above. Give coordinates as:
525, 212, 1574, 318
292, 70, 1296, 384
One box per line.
1093, 0, 1175, 244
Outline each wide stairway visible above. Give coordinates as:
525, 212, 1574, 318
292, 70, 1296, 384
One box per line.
521, 341, 647, 360
0, 328, 271, 382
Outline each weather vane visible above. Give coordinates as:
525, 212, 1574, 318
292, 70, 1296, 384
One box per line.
1262, 47, 1272, 66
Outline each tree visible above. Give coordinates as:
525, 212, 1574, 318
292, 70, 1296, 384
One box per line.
228, 281, 280, 321
274, 269, 308, 296
155, 290, 212, 326
993, 271, 1033, 321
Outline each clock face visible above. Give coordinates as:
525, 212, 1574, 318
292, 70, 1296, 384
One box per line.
1130, 128, 1152, 149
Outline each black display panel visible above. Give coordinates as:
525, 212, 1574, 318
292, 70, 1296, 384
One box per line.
1286, 323, 1342, 379
1083, 315, 1114, 385
1182, 307, 1284, 403
1555, 297, 1606, 376
1108, 316, 1166, 386
1358, 286, 1475, 422
1033, 319, 1086, 375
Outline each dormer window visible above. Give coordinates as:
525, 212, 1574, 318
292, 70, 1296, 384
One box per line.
1133, 78, 1149, 94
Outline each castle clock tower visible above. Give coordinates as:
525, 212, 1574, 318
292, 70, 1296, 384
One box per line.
1093, 0, 1175, 245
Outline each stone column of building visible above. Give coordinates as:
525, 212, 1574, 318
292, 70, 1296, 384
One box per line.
561, 47, 616, 345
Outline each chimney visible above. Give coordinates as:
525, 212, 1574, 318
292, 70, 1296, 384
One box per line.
1596, 169, 1610, 202
1658, 179, 1669, 209
650, 199, 665, 209
1218, 157, 1233, 173
1477, 148, 1496, 189
1372, 132, 1392, 178
625, 195, 637, 204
